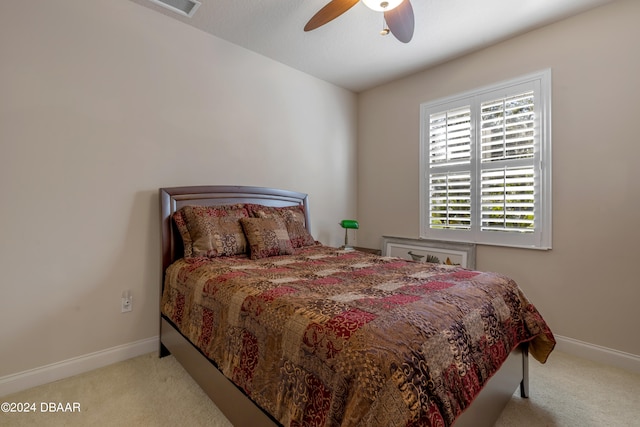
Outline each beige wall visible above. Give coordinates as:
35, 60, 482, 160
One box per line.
2, 0, 637, 382
358, 0, 640, 357
0, 0, 357, 376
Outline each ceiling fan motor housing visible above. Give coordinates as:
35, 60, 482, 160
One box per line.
306, 0, 413, 43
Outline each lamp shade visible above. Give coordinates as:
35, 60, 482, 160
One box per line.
340, 219, 359, 229
361, 0, 403, 12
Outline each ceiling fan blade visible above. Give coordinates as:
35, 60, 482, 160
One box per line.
304, 0, 360, 32
384, 0, 414, 43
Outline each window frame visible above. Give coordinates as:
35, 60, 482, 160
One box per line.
419, 69, 552, 249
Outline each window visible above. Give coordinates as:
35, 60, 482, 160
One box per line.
420, 70, 552, 249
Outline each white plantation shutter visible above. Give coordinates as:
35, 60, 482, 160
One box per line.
429, 107, 471, 166
480, 92, 535, 162
479, 91, 535, 234
480, 167, 535, 232
420, 70, 552, 249
429, 171, 471, 230
427, 106, 472, 230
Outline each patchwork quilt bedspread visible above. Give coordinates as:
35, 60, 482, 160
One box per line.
161, 245, 555, 427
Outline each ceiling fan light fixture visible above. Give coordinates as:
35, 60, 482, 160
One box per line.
362, 0, 403, 12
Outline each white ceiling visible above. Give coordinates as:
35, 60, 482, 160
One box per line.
128, 0, 613, 92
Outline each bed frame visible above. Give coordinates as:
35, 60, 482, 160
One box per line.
159, 185, 529, 427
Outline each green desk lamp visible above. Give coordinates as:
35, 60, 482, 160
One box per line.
340, 219, 359, 250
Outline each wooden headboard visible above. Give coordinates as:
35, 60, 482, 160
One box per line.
159, 185, 311, 289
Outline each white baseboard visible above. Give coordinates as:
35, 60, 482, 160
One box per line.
554, 335, 640, 373
0, 336, 159, 397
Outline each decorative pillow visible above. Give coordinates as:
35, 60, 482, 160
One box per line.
285, 220, 316, 248
240, 217, 294, 260
178, 205, 249, 257
173, 209, 194, 258
247, 204, 316, 248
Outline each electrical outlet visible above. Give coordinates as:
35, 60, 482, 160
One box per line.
121, 291, 132, 313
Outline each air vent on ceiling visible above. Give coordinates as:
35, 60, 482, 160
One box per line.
148, 0, 201, 18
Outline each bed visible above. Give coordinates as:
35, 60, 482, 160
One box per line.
159, 185, 555, 427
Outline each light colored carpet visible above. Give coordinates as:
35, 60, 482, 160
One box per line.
495, 351, 640, 426
1, 350, 639, 426
1, 353, 231, 427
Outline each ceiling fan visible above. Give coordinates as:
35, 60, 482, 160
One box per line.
304, 0, 414, 43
